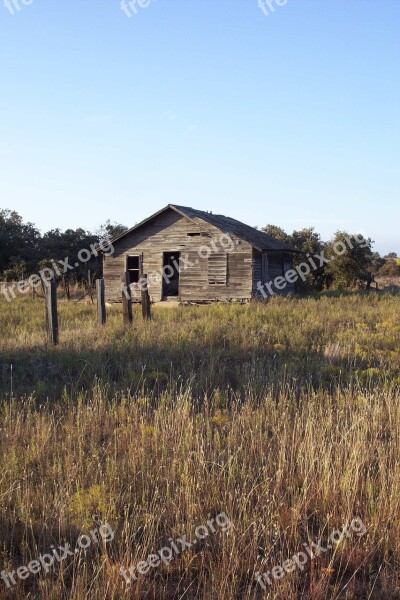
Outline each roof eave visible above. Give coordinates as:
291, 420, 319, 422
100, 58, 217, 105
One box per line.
251, 245, 301, 253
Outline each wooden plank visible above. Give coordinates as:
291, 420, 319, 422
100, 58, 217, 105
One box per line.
87, 270, 94, 303
121, 272, 133, 325
140, 274, 151, 320
96, 278, 106, 325
44, 279, 59, 345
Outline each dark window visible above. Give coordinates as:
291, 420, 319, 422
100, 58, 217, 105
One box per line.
208, 253, 228, 285
127, 255, 140, 283
187, 232, 211, 237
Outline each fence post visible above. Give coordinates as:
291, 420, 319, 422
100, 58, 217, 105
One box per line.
140, 274, 151, 320
96, 278, 106, 325
88, 270, 94, 303
121, 272, 133, 325
44, 279, 59, 345
62, 275, 71, 301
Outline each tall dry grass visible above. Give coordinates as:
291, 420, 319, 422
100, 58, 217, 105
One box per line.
0, 293, 399, 599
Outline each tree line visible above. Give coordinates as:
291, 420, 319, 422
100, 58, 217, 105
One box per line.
262, 224, 399, 290
0, 208, 398, 291
0, 209, 127, 285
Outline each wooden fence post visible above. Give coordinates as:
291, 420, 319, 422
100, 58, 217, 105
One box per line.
62, 275, 71, 301
44, 279, 59, 345
140, 274, 151, 320
96, 278, 106, 325
121, 272, 133, 325
88, 270, 94, 303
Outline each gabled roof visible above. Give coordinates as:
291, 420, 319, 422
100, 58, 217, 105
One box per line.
110, 204, 299, 252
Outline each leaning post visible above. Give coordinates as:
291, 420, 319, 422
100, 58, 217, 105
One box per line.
88, 270, 94, 303
140, 274, 151, 321
96, 278, 106, 325
121, 272, 133, 325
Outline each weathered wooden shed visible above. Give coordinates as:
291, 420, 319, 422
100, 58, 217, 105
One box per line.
103, 205, 298, 303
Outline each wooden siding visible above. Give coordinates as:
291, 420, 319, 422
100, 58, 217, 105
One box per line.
103, 208, 253, 303
252, 250, 262, 295
252, 250, 295, 297
208, 253, 228, 285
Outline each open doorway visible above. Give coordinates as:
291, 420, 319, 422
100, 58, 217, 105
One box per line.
162, 252, 180, 299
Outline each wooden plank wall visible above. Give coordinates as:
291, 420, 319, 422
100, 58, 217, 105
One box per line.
252, 250, 295, 297
103, 208, 254, 303
252, 250, 262, 295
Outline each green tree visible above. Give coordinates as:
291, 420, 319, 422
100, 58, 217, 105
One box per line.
0, 209, 40, 277
370, 252, 385, 277
291, 227, 326, 290
261, 224, 292, 245
325, 231, 373, 288
39, 228, 100, 284
96, 220, 128, 241
378, 259, 400, 277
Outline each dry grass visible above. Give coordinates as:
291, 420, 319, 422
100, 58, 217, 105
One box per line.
0, 293, 399, 599
375, 276, 400, 293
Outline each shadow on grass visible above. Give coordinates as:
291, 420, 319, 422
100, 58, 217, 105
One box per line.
304, 288, 399, 299
0, 335, 377, 404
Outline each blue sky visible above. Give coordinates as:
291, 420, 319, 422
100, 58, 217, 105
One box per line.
1, 0, 399, 254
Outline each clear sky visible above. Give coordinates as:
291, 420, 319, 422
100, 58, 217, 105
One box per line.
1, 0, 399, 254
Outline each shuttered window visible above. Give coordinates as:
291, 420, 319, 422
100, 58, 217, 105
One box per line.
208, 253, 228, 285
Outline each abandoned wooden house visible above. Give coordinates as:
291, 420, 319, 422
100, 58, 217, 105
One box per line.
102, 204, 299, 303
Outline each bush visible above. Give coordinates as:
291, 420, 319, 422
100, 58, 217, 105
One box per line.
378, 259, 400, 277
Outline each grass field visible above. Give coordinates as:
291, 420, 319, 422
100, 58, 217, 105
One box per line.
0, 293, 399, 599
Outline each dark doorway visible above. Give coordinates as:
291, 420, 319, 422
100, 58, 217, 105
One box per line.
162, 252, 180, 298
